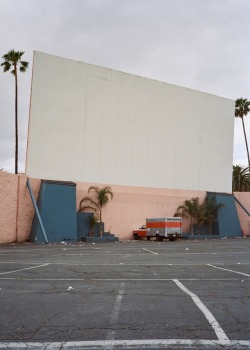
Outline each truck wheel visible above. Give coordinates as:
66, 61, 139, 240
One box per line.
169, 237, 176, 242
134, 233, 139, 240
147, 236, 151, 241
156, 235, 160, 241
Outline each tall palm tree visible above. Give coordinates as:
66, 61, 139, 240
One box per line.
232, 165, 250, 192
235, 98, 250, 171
78, 186, 114, 237
174, 197, 201, 235
1, 50, 29, 174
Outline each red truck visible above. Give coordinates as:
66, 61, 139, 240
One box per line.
133, 225, 146, 240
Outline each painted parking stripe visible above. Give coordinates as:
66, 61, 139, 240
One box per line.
142, 248, 158, 255
106, 282, 125, 344
173, 279, 230, 346
0, 277, 243, 281
0, 263, 49, 275
0, 339, 250, 349
207, 264, 250, 277
1, 261, 250, 266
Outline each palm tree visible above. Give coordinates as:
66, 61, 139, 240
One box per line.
235, 98, 250, 171
232, 165, 250, 192
78, 186, 114, 237
174, 197, 201, 235
1, 50, 29, 174
88, 214, 99, 237
202, 197, 224, 235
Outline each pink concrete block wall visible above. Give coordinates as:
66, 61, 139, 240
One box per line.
234, 192, 250, 236
76, 182, 207, 240
0, 172, 18, 243
0, 172, 41, 244
17, 176, 41, 242
1, 171, 250, 243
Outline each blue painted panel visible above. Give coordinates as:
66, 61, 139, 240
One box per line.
77, 212, 104, 240
30, 180, 77, 243
193, 224, 211, 236
207, 192, 241, 237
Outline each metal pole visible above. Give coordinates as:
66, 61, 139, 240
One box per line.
234, 195, 250, 217
27, 178, 48, 244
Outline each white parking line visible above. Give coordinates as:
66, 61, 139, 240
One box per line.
0, 339, 250, 349
0, 263, 49, 275
92, 278, 241, 281
173, 279, 230, 346
142, 248, 158, 255
207, 264, 250, 277
1, 261, 250, 266
106, 282, 125, 344
0, 277, 243, 281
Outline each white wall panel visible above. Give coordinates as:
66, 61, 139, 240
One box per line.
26, 52, 234, 192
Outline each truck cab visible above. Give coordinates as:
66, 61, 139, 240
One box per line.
133, 225, 146, 240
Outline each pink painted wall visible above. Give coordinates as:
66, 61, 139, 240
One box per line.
0, 172, 18, 243
76, 182, 207, 239
17, 176, 41, 242
1, 171, 250, 243
0, 172, 40, 244
234, 192, 250, 236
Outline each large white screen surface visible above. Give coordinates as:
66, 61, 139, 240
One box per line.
26, 51, 234, 192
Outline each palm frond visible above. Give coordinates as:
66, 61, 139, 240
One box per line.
88, 186, 100, 194
232, 165, 250, 191
78, 196, 99, 212
78, 205, 97, 213
1, 50, 28, 73
19, 66, 27, 73
235, 98, 250, 118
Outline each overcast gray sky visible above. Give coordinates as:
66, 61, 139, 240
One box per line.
1, 0, 250, 173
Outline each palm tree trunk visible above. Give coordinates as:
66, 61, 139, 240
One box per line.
241, 117, 250, 171
190, 218, 193, 236
15, 70, 18, 174
99, 210, 103, 237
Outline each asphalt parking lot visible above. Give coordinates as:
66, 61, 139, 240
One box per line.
0, 238, 250, 349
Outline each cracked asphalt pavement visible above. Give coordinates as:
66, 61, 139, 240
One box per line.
0, 238, 249, 349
